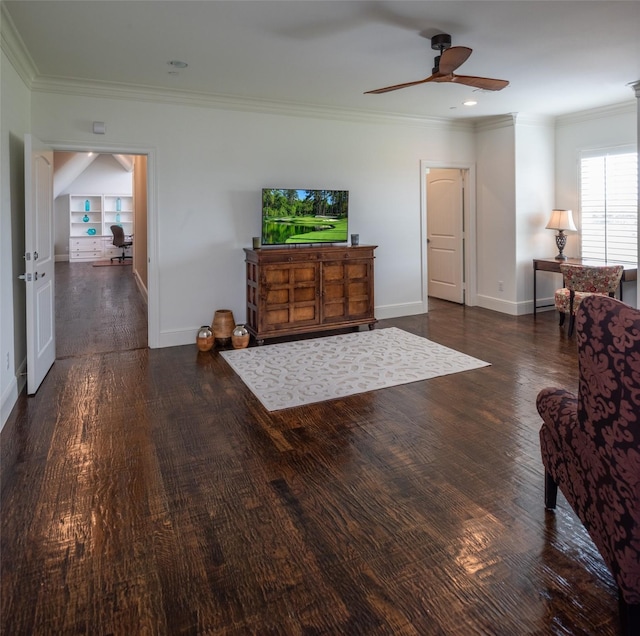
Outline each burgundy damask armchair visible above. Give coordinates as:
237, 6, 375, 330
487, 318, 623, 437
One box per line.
537, 295, 640, 634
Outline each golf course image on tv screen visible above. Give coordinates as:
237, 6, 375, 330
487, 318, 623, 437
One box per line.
261, 188, 349, 245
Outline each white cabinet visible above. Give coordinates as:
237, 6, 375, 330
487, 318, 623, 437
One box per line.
68, 194, 133, 262
69, 237, 103, 261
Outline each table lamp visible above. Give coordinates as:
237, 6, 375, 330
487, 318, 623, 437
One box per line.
545, 209, 576, 260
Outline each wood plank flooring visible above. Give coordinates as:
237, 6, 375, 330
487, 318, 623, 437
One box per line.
1, 262, 621, 634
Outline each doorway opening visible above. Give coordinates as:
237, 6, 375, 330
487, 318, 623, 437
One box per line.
53, 150, 149, 358
420, 160, 476, 312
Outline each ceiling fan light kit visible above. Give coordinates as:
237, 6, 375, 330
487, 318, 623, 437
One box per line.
365, 33, 509, 95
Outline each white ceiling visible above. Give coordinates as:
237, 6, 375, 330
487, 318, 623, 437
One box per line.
4, 1, 640, 121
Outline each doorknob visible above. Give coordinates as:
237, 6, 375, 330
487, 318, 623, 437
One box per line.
18, 273, 32, 282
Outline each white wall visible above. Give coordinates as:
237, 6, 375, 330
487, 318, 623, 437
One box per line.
474, 115, 556, 315
555, 102, 638, 307
514, 117, 555, 308
53, 153, 133, 258
475, 117, 516, 313
31, 91, 476, 347
1, 49, 30, 430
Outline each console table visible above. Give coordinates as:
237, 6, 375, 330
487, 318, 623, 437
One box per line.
244, 245, 377, 343
533, 257, 637, 316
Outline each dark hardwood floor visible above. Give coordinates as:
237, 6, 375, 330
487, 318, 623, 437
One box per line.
1, 263, 621, 635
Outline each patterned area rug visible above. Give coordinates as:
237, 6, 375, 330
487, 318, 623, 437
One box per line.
220, 327, 490, 411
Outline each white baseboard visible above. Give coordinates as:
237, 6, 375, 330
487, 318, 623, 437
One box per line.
1, 380, 18, 433
476, 294, 556, 316
476, 294, 523, 315
158, 328, 198, 348
1, 359, 26, 432
133, 270, 148, 305
374, 301, 426, 320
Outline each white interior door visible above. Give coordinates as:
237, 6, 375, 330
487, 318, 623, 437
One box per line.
25, 134, 55, 395
427, 169, 464, 303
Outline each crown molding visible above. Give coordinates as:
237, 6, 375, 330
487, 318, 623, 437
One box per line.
511, 113, 555, 127
473, 114, 518, 133
555, 100, 636, 127
29, 75, 474, 132
1, 3, 38, 88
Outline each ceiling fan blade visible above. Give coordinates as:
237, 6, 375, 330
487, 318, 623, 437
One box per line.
449, 74, 509, 91
438, 46, 472, 74
364, 74, 439, 94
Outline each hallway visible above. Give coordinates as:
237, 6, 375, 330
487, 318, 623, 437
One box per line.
54, 262, 147, 359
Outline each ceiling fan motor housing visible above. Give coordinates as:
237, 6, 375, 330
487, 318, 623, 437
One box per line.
431, 33, 452, 51
431, 33, 452, 73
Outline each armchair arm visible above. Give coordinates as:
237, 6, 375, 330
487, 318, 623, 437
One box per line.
536, 387, 578, 449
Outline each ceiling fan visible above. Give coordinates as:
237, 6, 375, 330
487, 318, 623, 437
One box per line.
365, 33, 509, 94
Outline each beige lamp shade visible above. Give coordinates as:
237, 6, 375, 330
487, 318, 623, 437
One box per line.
545, 209, 577, 232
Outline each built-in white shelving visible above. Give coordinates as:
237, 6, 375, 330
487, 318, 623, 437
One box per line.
68, 194, 133, 262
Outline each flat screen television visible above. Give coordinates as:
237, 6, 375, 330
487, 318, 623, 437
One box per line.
261, 188, 349, 246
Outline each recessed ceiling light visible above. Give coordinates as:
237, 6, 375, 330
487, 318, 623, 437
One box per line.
168, 60, 188, 69
463, 99, 478, 107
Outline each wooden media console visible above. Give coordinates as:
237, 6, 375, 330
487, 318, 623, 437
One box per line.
244, 245, 377, 343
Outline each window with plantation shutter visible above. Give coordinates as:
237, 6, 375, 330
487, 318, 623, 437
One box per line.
580, 150, 638, 263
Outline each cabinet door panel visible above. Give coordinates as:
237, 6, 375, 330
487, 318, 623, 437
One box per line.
266, 289, 291, 305
293, 286, 316, 303
346, 262, 368, 279
322, 259, 372, 323
264, 308, 290, 326
261, 262, 320, 331
323, 263, 345, 281
290, 305, 317, 323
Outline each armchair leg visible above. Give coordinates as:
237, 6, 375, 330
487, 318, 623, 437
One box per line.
619, 593, 640, 636
544, 471, 558, 509
568, 314, 576, 337
559, 312, 565, 327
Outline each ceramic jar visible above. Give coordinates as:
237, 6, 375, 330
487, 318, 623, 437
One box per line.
212, 309, 235, 345
231, 324, 250, 349
196, 325, 214, 351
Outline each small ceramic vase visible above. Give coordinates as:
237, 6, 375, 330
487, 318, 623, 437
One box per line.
213, 309, 235, 345
231, 324, 250, 349
196, 325, 214, 352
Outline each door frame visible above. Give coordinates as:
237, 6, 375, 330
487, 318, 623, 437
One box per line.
420, 160, 477, 311
41, 139, 159, 348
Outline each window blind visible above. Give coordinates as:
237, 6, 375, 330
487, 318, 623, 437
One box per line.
580, 151, 638, 263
